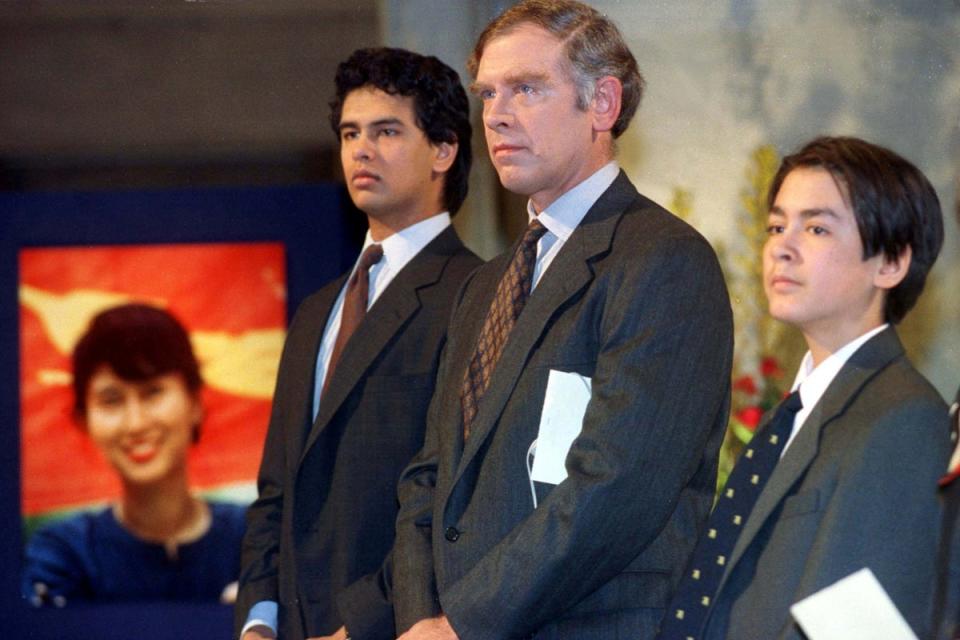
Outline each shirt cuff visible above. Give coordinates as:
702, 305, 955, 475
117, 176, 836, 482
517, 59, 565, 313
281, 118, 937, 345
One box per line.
241, 600, 279, 638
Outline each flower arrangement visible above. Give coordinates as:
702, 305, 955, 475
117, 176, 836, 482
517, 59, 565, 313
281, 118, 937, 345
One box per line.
719, 356, 789, 489
669, 145, 806, 494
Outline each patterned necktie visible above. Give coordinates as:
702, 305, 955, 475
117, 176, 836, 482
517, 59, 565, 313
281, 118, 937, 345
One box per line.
461, 219, 548, 438
657, 390, 803, 640
322, 243, 383, 399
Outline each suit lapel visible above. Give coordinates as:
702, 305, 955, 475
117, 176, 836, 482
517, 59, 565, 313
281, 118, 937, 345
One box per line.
451, 173, 637, 485
300, 227, 460, 464
721, 328, 904, 588
289, 276, 345, 456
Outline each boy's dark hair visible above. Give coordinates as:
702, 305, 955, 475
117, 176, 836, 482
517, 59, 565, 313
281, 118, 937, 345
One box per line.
72, 303, 203, 421
329, 47, 472, 214
768, 136, 944, 324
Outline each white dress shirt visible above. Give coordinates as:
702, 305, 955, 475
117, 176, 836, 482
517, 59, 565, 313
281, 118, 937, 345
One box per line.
782, 323, 889, 455
527, 162, 619, 290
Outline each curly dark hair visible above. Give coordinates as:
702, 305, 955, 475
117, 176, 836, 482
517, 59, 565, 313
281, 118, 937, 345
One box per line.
768, 136, 944, 324
329, 47, 472, 214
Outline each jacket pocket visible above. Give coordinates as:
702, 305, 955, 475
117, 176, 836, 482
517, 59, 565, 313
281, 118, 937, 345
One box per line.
781, 489, 820, 518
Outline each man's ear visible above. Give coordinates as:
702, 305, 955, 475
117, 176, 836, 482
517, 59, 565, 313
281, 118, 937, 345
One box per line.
874, 244, 912, 290
591, 76, 622, 133
432, 140, 458, 175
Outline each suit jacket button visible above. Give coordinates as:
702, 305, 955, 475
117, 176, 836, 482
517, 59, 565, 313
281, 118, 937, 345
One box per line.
445, 526, 460, 542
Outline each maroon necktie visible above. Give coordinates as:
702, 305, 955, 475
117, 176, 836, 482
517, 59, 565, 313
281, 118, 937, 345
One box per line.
322, 243, 383, 398
461, 219, 547, 438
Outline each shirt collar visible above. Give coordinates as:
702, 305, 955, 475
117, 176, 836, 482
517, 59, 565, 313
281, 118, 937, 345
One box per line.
791, 323, 889, 409
360, 212, 450, 271
526, 162, 619, 241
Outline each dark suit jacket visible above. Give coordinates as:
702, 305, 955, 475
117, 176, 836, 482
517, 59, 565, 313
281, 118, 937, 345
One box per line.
391, 173, 734, 639
235, 226, 480, 640
934, 387, 960, 640
703, 327, 950, 640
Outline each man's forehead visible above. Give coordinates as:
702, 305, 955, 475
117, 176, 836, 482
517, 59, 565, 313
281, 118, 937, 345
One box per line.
476, 23, 566, 78
340, 86, 416, 123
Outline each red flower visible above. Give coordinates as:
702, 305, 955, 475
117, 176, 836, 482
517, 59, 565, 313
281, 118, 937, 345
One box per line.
732, 375, 758, 395
761, 356, 783, 378
735, 406, 764, 431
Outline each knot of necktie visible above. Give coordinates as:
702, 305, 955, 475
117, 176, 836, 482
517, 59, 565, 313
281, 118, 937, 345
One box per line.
353, 243, 384, 284
521, 218, 548, 247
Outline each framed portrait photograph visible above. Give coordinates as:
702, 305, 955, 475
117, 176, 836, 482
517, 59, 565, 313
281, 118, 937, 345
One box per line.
0, 184, 362, 638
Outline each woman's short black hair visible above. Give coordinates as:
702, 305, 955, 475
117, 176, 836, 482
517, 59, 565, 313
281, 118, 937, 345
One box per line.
329, 47, 472, 214
72, 303, 203, 420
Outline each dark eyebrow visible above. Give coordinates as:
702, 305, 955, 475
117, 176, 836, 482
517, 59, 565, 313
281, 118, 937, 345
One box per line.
337, 117, 405, 132
768, 206, 840, 220
800, 207, 840, 220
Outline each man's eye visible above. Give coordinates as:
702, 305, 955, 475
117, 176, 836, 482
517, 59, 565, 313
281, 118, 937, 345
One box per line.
380, 128, 398, 137
766, 224, 784, 235
341, 131, 358, 141
519, 84, 535, 95
478, 89, 495, 100
808, 225, 828, 235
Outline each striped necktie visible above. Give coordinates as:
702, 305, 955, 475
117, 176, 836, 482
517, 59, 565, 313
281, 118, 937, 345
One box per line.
460, 219, 547, 438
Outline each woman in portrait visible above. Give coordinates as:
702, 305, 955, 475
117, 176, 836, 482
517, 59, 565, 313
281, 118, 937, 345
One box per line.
22, 303, 246, 606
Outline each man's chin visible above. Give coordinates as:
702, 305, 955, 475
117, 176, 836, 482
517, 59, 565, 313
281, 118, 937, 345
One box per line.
493, 170, 538, 198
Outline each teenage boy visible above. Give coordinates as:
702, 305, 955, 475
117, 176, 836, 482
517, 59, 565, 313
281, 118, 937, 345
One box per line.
658, 135, 950, 640
236, 48, 481, 640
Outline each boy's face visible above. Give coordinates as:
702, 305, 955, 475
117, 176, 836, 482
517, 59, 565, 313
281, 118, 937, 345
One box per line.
763, 167, 889, 352
337, 87, 452, 238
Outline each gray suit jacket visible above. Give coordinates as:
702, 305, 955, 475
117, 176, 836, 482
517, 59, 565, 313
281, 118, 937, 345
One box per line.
392, 173, 734, 639
236, 226, 480, 640
703, 327, 950, 640
932, 386, 959, 640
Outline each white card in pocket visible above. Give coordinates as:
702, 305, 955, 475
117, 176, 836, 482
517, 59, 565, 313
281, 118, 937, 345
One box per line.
790, 568, 918, 640
530, 369, 592, 485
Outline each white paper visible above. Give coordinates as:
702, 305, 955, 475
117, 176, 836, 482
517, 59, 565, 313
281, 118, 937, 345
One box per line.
530, 369, 592, 485
790, 568, 918, 640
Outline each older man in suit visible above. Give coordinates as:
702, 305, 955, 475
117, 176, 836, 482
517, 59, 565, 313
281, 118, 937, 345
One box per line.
235, 48, 481, 640
389, 2, 733, 638
658, 136, 949, 640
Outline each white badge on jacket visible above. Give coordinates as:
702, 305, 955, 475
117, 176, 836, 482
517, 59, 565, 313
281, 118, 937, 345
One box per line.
530, 369, 592, 486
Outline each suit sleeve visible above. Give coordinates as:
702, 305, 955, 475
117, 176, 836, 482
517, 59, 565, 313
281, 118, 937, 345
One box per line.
390, 268, 482, 634
775, 391, 950, 640
441, 234, 733, 638
337, 549, 397, 640
234, 305, 311, 635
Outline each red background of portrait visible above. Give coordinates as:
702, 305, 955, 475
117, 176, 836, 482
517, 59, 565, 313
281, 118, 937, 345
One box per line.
19, 243, 285, 517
